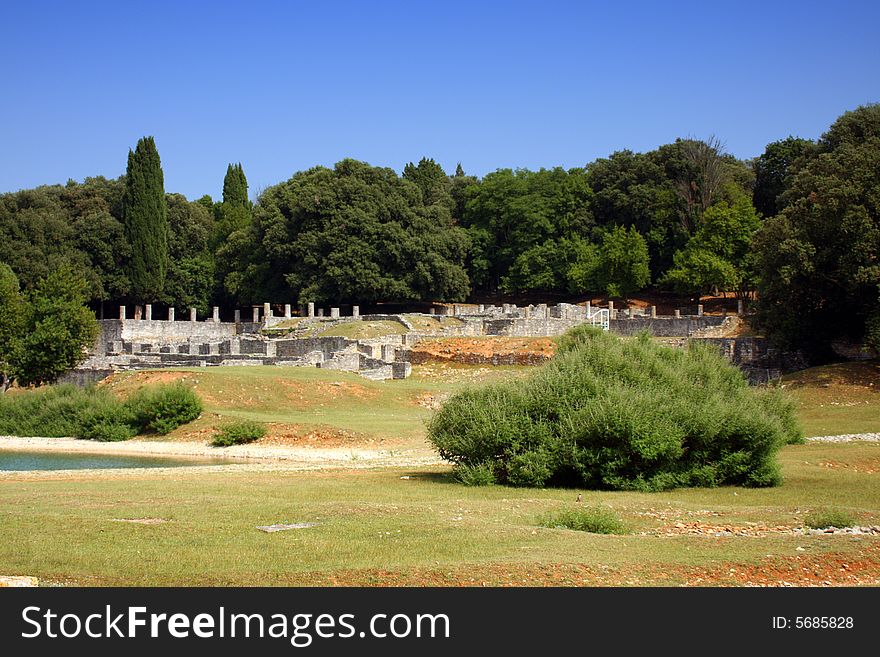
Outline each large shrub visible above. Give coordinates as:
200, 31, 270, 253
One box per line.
428, 326, 801, 491
212, 420, 266, 447
0, 381, 202, 440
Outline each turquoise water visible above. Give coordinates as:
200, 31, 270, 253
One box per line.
0, 450, 232, 471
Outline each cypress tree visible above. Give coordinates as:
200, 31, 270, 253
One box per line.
222, 163, 248, 207
122, 136, 168, 302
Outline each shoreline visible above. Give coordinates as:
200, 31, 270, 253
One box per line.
0, 435, 445, 473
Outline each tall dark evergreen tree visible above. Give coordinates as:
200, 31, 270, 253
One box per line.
222, 163, 249, 207
122, 136, 168, 303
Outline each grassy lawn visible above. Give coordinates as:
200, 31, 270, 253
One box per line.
1, 441, 878, 586
1, 359, 878, 586
101, 364, 529, 445
782, 361, 880, 437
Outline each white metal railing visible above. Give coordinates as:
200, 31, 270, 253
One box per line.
587, 308, 609, 331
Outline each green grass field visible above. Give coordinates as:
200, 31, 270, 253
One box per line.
1, 441, 877, 586
1, 359, 878, 586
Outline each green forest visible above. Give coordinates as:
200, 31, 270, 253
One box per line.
1, 104, 878, 362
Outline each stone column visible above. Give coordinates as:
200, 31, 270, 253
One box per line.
228, 337, 241, 355
524, 307, 532, 318
352, 306, 360, 318
317, 308, 324, 317
234, 309, 241, 324
650, 305, 657, 318
586, 301, 591, 317
428, 308, 435, 315
284, 304, 291, 318
119, 306, 126, 320
697, 304, 704, 317
190, 307, 197, 322
330, 307, 340, 319
168, 307, 175, 322
737, 299, 744, 315
265, 341, 277, 357
478, 304, 485, 313
145, 304, 152, 321
213, 306, 220, 322
307, 302, 315, 318
263, 303, 271, 320
674, 309, 681, 319
252, 306, 260, 323
608, 301, 615, 320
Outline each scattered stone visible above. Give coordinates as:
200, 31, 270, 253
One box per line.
807, 433, 880, 443
257, 523, 319, 533
112, 518, 168, 525
0, 575, 38, 587
794, 525, 880, 536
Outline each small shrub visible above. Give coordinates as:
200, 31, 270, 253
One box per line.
212, 420, 266, 447
804, 509, 856, 529
452, 462, 496, 486
125, 383, 202, 435
541, 506, 626, 534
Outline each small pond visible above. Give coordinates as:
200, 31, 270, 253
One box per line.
0, 450, 234, 471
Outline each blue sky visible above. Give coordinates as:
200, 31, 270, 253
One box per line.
1, 0, 878, 200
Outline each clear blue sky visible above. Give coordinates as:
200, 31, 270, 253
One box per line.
1, 0, 878, 200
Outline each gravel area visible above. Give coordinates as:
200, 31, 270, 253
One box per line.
806, 433, 880, 443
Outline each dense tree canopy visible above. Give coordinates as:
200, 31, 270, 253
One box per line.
754, 104, 880, 360
230, 159, 471, 305
0, 264, 98, 388
1, 103, 876, 365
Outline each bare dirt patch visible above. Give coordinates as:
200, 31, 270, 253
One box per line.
409, 337, 556, 366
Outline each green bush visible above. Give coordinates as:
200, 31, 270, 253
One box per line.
428, 326, 802, 491
541, 506, 626, 534
0, 385, 118, 437
0, 382, 202, 440
212, 420, 266, 447
125, 383, 202, 435
452, 462, 496, 486
804, 509, 855, 529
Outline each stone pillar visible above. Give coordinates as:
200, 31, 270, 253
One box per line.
586, 301, 591, 317
330, 307, 340, 319
228, 337, 240, 355
608, 301, 615, 320
317, 308, 324, 317
119, 305, 126, 320
264, 341, 277, 357
284, 304, 291, 319
145, 304, 152, 321
213, 306, 220, 323
307, 302, 315, 318
697, 304, 704, 317
234, 309, 241, 324
650, 305, 657, 318
524, 307, 532, 318
737, 299, 744, 316
188, 338, 200, 355
478, 304, 485, 313
190, 307, 197, 322
382, 344, 396, 361
428, 308, 435, 315
167, 307, 175, 322
537, 303, 548, 319
263, 303, 271, 320
674, 309, 681, 319
208, 343, 220, 355
352, 306, 360, 318
252, 306, 260, 323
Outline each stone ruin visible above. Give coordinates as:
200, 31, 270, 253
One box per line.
76, 301, 734, 382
